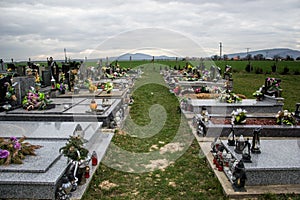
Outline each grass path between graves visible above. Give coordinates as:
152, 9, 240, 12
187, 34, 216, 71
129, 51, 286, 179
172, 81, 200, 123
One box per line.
83, 65, 299, 200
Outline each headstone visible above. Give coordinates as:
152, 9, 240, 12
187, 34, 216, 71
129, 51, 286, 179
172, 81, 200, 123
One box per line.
42, 70, 51, 86
13, 76, 35, 104
16, 65, 25, 76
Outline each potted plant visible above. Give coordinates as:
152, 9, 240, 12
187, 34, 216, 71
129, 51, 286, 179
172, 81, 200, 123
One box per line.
275, 110, 297, 125
231, 108, 247, 125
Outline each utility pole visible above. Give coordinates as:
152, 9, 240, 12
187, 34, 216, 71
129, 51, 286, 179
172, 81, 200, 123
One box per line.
246, 48, 251, 71
64, 48, 67, 63
246, 48, 251, 58
219, 42, 222, 60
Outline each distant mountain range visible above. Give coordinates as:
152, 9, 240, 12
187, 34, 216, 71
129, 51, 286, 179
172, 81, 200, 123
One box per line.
117, 53, 177, 61
46, 48, 300, 63
226, 48, 300, 59
114, 48, 300, 61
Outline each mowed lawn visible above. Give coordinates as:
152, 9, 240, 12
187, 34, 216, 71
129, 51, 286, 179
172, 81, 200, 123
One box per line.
83, 64, 300, 200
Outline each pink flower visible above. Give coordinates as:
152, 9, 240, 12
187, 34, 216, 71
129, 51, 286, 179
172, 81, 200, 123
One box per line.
14, 142, 21, 150
10, 137, 17, 142
0, 149, 10, 159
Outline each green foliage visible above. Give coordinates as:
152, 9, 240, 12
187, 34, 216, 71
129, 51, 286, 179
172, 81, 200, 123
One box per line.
59, 136, 89, 161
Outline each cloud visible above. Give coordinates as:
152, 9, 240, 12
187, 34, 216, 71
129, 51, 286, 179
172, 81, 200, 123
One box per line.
0, 0, 299, 61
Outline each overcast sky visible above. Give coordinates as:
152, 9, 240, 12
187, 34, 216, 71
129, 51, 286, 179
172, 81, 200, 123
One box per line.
0, 0, 299, 62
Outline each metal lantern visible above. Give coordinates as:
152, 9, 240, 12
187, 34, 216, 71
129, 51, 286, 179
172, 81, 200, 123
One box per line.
242, 138, 252, 163
251, 127, 261, 154
51, 76, 56, 89
234, 135, 245, 154
201, 106, 207, 116
73, 124, 85, 139
60, 174, 73, 198
232, 160, 247, 189
227, 124, 235, 146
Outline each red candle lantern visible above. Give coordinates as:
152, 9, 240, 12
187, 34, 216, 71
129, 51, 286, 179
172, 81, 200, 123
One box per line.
92, 151, 98, 166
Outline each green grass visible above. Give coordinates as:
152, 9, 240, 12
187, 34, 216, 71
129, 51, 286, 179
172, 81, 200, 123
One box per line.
81, 63, 300, 200
82, 64, 225, 199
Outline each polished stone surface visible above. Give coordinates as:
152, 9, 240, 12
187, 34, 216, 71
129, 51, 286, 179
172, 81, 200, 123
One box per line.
0, 121, 112, 200
0, 140, 64, 173
222, 139, 300, 185
0, 121, 99, 139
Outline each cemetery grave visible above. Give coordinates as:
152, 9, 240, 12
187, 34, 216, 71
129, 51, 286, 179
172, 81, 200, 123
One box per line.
167, 64, 300, 197
0, 59, 299, 199
0, 62, 138, 199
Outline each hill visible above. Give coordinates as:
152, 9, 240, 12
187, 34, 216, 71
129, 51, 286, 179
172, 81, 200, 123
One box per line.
117, 53, 177, 61
226, 48, 300, 59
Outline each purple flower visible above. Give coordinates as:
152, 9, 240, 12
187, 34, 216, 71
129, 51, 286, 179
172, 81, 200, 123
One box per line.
0, 149, 10, 159
10, 136, 17, 142
14, 142, 21, 150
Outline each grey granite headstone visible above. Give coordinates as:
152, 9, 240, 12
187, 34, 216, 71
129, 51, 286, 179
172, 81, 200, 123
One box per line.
13, 76, 35, 104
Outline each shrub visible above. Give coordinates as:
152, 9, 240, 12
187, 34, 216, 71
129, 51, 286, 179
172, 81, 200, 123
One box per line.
245, 64, 253, 72
271, 64, 276, 73
255, 67, 263, 74
294, 70, 300, 75
281, 66, 290, 75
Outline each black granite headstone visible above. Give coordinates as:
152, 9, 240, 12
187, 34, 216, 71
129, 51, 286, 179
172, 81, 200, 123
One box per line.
42, 70, 51, 86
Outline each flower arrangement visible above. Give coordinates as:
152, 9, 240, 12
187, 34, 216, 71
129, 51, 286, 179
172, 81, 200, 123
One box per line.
275, 110, 297, 125
84, 79, 97, 92
267, 77, 282, 92
56, 83, 67, 93
55, 72, 67, 93
0, 136, 42, 165
231, 108, 247, 125
5, 82, 17, 102
253, 90, 263, 100
104, 82, 114, 93
59, 135, 89, 161
22, 87, 52, 110
218, 91, 242, 103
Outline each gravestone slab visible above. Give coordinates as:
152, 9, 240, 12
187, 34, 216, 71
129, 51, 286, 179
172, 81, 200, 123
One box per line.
0, 121, 109, 200
0, 140, 65, 173
222, 139, 300, 185
13, 76, 35, 104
